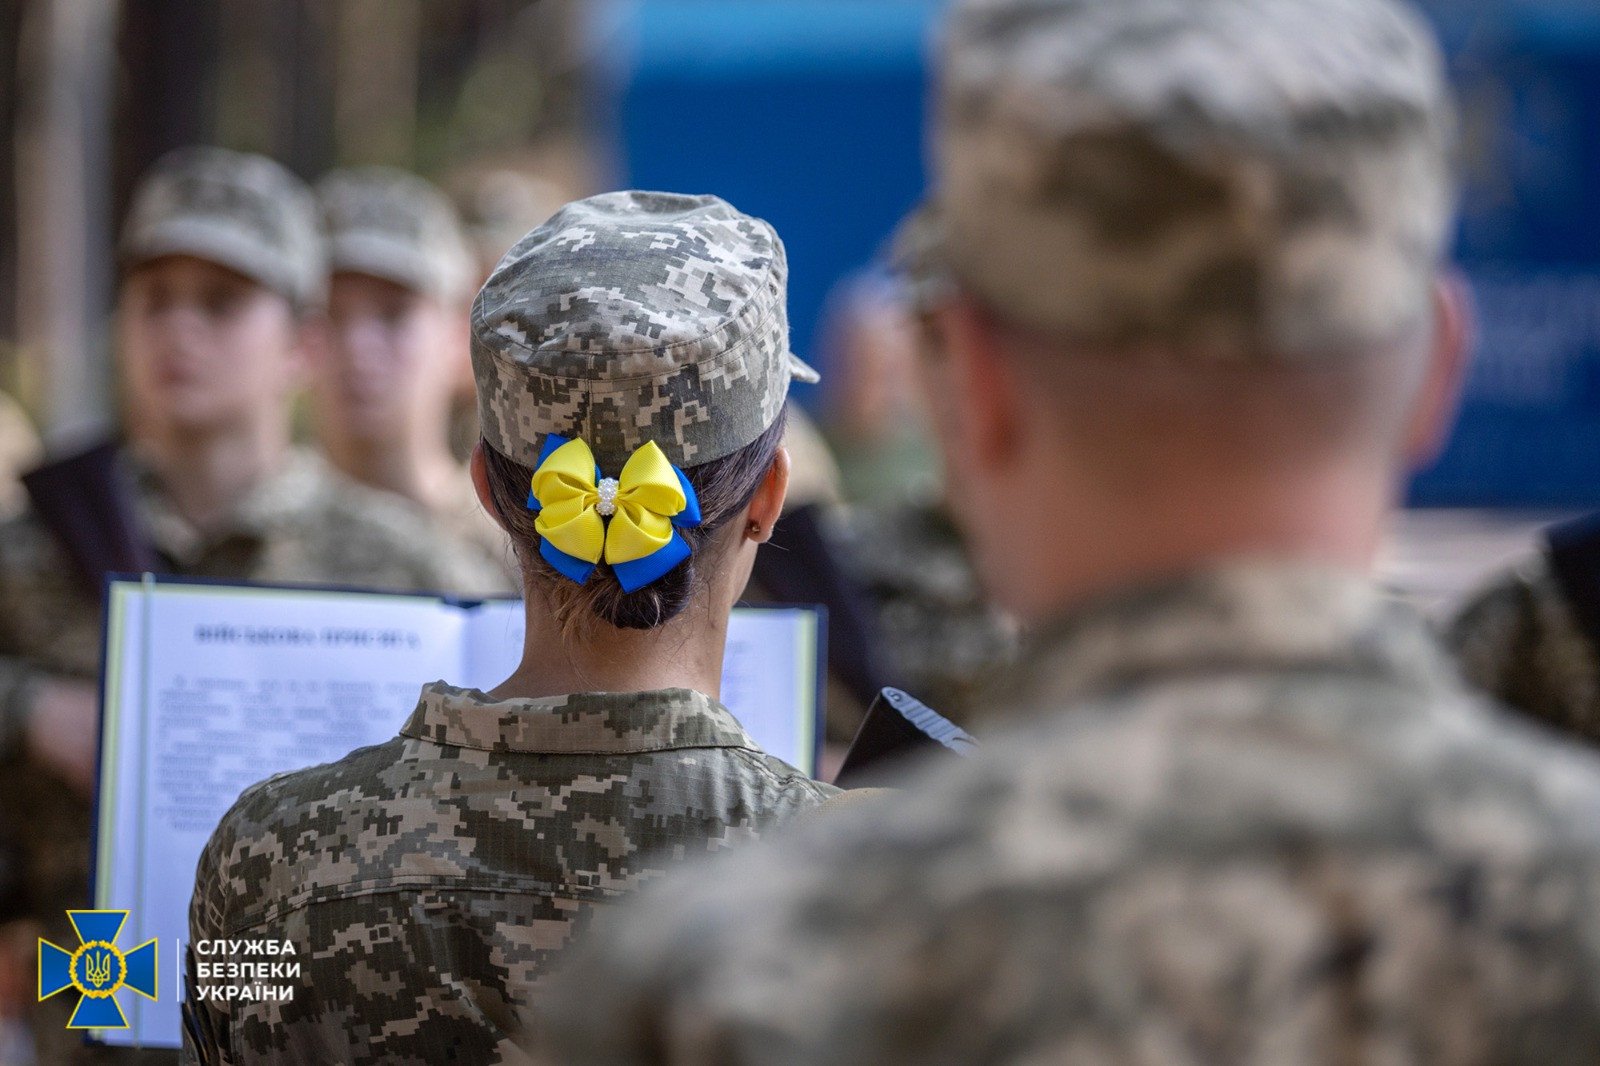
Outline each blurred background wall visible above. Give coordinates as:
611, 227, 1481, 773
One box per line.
2, 0, 1600, 506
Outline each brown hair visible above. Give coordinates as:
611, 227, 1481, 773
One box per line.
481, 404, 788, 631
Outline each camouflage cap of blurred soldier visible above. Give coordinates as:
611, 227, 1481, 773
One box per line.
319, 166, 475, 304
906, 0, 1456, 363
121, 145, 325, 310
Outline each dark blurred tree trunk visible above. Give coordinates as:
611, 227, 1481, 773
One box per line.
280, 0, 334, 178
115, 0, 220, 225
210, 0, 332, 180
15, 0, 117, 440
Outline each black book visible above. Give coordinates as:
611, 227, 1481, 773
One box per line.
833, 687, 976, 788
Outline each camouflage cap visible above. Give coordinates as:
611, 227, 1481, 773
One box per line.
120, 146, 325, 307
920, 0, 1457, 362
317, 166, 475, 301
470, 190, 818, 471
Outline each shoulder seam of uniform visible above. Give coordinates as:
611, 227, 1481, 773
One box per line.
727, 746, 831, 797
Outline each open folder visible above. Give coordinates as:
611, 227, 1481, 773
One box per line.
91, 574, 823, 1049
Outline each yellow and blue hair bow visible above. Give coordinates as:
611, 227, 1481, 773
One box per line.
527, 435, 703, 593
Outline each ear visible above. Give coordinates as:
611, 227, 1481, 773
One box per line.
1404, 273, 1473, 469
470, 442, 507, 530
743, 446, 791, 544
930, 295, 1023, 472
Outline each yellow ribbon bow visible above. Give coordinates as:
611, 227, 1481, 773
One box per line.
527, 436, 701, 591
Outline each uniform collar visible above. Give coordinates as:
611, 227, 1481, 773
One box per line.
1002, 560, 1455, 716
400, 680, 762, 755
136, 448, 333, 564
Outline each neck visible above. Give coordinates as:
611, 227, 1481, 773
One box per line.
325, 424, 459, 514
992, 461, 1393, 626
138, 417, 290, 533
489, 588, 731, 701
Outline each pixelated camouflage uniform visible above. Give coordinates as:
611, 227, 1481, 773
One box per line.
184, 190, 830, 1062
541, 565, 1600, 1065
183, 683, 835, 1064
1448, 552, 1600, 745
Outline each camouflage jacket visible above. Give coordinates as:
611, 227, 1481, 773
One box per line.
1447, 551, 1600, 746
0, 449, 504, 1064
540, 563, 1600, 1066
182, 681, 837, 1066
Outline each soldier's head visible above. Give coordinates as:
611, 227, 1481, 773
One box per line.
313, 167, 474, 453
117, 147, 323, 438
905, 0, 1468, 620
469, 191, 819, 633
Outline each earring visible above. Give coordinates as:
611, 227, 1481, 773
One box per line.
747, 520, 762, 537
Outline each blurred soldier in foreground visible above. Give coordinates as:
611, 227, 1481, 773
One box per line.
313, 167, 516, 582
1449, 516, 1600, 744
539, 1, 1600, 1062
0, 146, 500, 1063
182, 191, 834, 1064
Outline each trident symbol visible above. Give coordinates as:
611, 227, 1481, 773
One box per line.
84, 949, 113, 988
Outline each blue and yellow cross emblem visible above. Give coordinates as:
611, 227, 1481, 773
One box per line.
38, 910, 158, 1028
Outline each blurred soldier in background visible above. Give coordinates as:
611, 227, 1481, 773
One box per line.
540, 0, 1600, 1062
0, 146, 500, 1063
1449, 518, 1600, 744
313, 166, 516, 584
